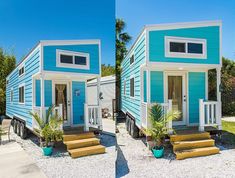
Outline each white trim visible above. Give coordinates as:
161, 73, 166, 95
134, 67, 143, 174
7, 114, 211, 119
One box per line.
205, 70, 208, 100
40, 39, 100, 46
40, 43, 43, 73
129, 75, 135, 99
56, 49, 90, 70
165, 36, 207, 59
146, 20, 222, 31
129, 53, 135, 67
18, 83, 25, 105
18, 64, 25, 78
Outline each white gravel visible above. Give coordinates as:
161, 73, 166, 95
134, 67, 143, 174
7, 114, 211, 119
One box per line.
10, 128, 116, 178
116, 121, 235, 178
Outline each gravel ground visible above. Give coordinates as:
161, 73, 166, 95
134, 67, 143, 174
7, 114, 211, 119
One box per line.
116, 121, 235, 178
10, 128, 116, 178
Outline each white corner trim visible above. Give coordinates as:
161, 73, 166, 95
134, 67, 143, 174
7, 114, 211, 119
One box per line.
165, 36, 207, 59
56, 49, 90, 70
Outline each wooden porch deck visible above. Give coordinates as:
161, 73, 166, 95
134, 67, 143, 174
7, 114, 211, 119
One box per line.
172, 126, 221, 135
63, 126, 100, 135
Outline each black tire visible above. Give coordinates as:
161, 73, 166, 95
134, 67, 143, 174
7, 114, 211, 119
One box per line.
128, 118, 132, 135
16, 121, 21, 136
20, 122, 27, 139
125, 116, 130, 132
130, 120, 139, 138
13, 120, 17, 134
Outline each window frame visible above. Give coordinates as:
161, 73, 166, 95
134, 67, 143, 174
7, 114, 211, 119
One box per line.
165, 36, 207, 59
10, 87, 13, 103
123, 79, 126, 96
56, 49, 90, 70
130, 76, 135, 98
130, 54, 135, 66
18, 65, 25, 77
18, 83, 25, 104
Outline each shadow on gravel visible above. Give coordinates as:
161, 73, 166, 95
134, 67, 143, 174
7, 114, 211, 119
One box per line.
215, 130, 235, 150
116, 144, 129, 178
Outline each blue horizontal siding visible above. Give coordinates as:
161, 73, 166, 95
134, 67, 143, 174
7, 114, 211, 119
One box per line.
149, 26, 220, 64
6, 48, 40, 128
44, 80, 52, 107
121, 34, 146, 126
43, 44, 100, 74
188, 72, 206, 124
72, 81, 85, 125
35, 80, 41, 106
150, 71, 164, 103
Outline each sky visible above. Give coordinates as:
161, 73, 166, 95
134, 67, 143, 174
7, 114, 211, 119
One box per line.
0, 0, 115, 65
116, 0, 235, 61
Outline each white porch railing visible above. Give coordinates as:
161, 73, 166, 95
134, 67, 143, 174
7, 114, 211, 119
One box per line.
141, 100, 173, 134
199, 99, 222, 131
84, 103, 102, 131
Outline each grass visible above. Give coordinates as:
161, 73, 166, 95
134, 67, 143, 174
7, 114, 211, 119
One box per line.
220, 120, 235, 147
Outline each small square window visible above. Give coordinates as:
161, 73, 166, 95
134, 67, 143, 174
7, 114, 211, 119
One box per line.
75, 56, 87, 65
6, 80, 9, 85
188, 43, 203, 54
130, 77, 134, 97
60, 54, 73, 64
170, 42, 186, 53
130, 55, 134, 65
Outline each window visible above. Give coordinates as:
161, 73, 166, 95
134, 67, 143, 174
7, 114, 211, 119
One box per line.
165, 36, 206, 59
10, 88, 13, 103
57, 50, 90, 69
19, 85, 24, 104
19, 66, 25, 77
130, 54, 134, 65
130, 77, 134, 97
6, 80, 9, 85
123, 80, 126, 95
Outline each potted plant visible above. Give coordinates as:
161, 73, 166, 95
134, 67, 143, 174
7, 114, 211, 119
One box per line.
30, 105, 63, 156
147, 104, 180, 158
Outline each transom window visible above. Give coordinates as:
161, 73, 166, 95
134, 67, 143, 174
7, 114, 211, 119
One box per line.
19, 66, 25, 77
130, 77, 134, 97
56, 50, 90, 70
19, 85, 24, 104
165, 36, 207, 59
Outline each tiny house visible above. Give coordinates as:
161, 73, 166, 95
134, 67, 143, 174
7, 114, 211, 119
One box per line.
6, 40, 103, 138
121, 21, 222, 140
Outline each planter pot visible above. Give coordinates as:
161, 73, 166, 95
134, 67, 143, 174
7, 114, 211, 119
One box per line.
42, 146, 53, 156
152, 146, 164, 158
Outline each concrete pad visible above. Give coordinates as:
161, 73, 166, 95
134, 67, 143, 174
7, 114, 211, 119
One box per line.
102, 118, 115, 136
222, 117, 235, 122
0, 141, 46, 178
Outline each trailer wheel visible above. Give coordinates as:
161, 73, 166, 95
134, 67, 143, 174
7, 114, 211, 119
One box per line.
20, 122, 27, 139
16, 121, 21, 136
125, 116, 130, 132
13, 120, 17, 133
130, 119, 139, 138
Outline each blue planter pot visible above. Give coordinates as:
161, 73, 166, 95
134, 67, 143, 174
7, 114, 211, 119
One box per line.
42, 146, 53, 156
152, 146, 164, 158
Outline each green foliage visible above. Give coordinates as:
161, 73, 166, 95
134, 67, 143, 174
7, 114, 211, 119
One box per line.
101, 64, 115, 77
208, 57, 235, 116
29, 105, 63, 147
0, 49, 16, 115
147, 104, 180, 147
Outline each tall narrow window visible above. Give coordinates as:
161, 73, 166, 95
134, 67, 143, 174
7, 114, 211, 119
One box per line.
19, 66, 25, 77
130, 77, 134, 97
124, 80, 126, 95
19, 85, 25, 104
130, 54, 134, 65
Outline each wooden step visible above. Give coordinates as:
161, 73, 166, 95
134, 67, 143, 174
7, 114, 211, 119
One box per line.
64, 138, 100, 149
175, 146, 219, 160
170, 132, 210, 142
68, 145, 105, 158
172, 139, 215, 151
63, 132, 95, 141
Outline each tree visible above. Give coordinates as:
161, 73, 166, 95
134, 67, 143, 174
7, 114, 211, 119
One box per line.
0, 49, 16, 115
116, 18, 131, 111
101, 64, 115, 77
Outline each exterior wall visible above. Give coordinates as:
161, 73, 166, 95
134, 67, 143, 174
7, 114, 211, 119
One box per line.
43, 44, 100, 74
150, 71, 164, 103
121, 33, 146, 126
6, 47, 40, 128
72, 81, 85, 125
149, 26, 220, 64
44, 80, 52, 107
188, 72, 206, 124
35, 80, 41, 107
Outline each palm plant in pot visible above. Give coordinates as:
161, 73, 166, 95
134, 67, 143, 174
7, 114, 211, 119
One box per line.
147, 104, 180, 158
30, 105, 63, 156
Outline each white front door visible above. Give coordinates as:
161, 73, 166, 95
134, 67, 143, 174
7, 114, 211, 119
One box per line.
165, 72, 187, 126
53, 81, 71, 126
